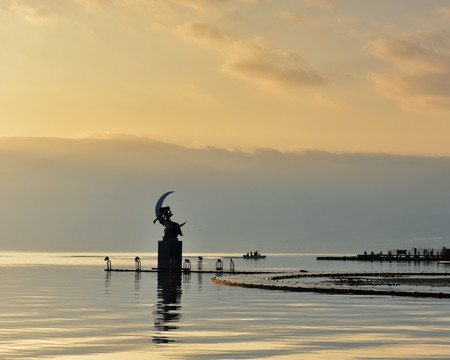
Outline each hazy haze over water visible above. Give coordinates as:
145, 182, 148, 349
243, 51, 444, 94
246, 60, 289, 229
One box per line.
0, 136, 449, 254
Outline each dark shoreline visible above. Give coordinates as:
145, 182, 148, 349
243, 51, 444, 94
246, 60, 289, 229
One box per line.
317, 254, 443, 262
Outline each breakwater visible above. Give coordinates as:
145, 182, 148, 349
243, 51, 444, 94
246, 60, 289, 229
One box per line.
317, 249, 445, 262
212, 271, 450, 298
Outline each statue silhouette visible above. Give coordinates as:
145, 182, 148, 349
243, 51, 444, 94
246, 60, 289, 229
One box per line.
154, 192, 185, 241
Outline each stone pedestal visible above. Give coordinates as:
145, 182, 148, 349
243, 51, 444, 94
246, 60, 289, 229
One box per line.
158, 239, 182, 270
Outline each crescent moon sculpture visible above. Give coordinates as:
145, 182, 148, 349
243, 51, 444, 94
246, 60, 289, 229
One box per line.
154, 191, 186, 240
155, 191, 174, 219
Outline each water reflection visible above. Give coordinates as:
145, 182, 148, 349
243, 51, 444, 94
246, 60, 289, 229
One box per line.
153, 272, 182, 344
2, 254, 450, 360
182, 271, 191, 284
134, 271, 141, 295
104, 270, 111, 294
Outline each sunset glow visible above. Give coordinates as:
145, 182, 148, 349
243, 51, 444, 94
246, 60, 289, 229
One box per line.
2, 0, 450, 155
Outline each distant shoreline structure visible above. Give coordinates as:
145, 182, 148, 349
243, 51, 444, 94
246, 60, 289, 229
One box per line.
317, 247, 450, 263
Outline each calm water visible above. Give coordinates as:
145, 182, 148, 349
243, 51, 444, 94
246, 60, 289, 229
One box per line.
1, 252, 450, 359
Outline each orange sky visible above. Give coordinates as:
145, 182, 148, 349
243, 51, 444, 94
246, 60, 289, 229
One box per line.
1, 0, 450, 155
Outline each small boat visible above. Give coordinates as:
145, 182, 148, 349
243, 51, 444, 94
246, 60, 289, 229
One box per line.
243, 253, 266, 259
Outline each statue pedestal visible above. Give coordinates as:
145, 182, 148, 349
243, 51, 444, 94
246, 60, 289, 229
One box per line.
158, 239, 182, 270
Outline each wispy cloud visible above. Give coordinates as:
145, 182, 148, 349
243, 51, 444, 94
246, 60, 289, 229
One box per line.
438, 6, 450, 19
373, 39, 447, 72
314, 93, 348, 110
177, 19, 327, 91
370, 39, 450, 112
222, 37, 328, 90
277, 11, 311, 24
416, 30, 450, 46
11, 1, 51, 22
304, 0, 333, 10
68, 0, 327, 93
169, 0, 232, 13
73, 0, 107, 9
179, 22, 233, 43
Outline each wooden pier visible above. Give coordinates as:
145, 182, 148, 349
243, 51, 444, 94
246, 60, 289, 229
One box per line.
105, 268, 275, 274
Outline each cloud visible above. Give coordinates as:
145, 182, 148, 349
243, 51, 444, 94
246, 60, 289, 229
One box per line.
304, 0, 333, 10
73, 0, 107, 7
1, 136, 450, 253
370, 39, 450, 112
416, 30, 450, 46
11, 1, 51, 22
372, 39, 447, 72
314, 93, 348, 110
222, 37, 328, 89
70, 1, 325, 93
179, 22, 233, 43
169, 0, 232, 13
438, 6, 450, 19
277, 11, 311, 24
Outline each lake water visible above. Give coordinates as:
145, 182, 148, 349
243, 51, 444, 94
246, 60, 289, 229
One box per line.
1, 252, 450, 359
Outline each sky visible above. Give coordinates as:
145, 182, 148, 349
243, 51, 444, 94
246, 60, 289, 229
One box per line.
1, 0, 450, 155
1, 1, 450, 253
